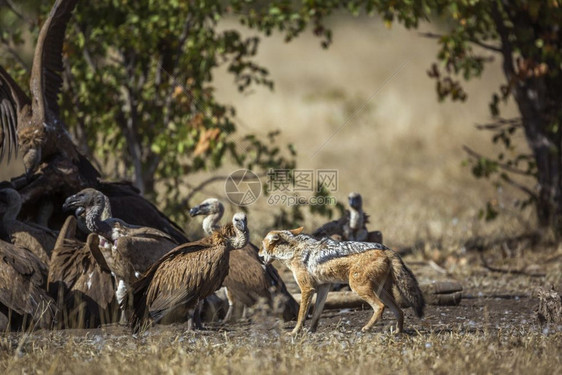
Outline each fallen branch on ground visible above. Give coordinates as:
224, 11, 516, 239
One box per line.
479, 253, 546, 277
292, 281, 464, 309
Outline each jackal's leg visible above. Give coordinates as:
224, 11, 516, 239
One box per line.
292, 288, 313, 335
309, 284, 331, 332
349, 279, 385, 332
377, 285, 404, 334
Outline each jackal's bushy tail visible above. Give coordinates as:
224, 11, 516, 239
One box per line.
385, 250, 425, 317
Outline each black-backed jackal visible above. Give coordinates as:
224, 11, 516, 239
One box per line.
259, 228, 425, 334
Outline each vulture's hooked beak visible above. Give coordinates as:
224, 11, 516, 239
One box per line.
22, 148, 41, 182
189, 205, 203, 217
62, 194, 82, 212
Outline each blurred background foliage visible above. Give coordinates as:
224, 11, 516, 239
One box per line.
2, 1, 562, 237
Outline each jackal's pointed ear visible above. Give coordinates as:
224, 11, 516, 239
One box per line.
289, 227, 303, 235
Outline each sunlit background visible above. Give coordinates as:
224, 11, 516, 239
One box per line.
1, 16, 527, 248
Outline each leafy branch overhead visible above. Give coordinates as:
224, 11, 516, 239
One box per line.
0, 1, 293, 202
245, 0, 562, 235
3, 0, 562, 236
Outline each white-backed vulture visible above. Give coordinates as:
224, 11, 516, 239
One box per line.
189, 198, 299, 322
0, 239, 57, 330
311, 215, 347, 240
126, 213, 249, 332
98, 182, 189, 244
62, 188, 179, 324
47, 215, 117, 328
313, 192, 383, 243
62, 188, 178, 282
0, 187, 57, 264
1, 0, 188, 245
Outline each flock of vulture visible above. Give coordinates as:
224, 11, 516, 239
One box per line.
0, 180, 380, 331
0, 0, 386, 332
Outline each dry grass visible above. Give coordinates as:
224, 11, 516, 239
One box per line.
0, 325, 559, 374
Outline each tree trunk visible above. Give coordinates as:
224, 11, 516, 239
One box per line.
515, 84, 562, 236
493, 3, 562, 237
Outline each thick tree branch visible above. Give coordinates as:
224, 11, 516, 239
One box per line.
181, 171, 267, 207
491, 2, 516, 79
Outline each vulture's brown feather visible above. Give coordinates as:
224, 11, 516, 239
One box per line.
127, 214, 248, 332
107, 234, 177, 285
189, 198, 299, 321
0, 188, 56, 264
0, 0, 81, 172
0, 0, 184, 239
47, 216, 117, 328
2, 1, 187, 251
100, 182, 187, 244
63, 188, 179, 287
31, 0, 79, 126
0, 239, 56, 330
0, 65, 29, 163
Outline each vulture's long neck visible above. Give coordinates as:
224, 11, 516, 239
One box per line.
349, 206, 364, 230
229, 226, 249, 249
86, 194, 113, 239
101, 194, 112, 220
202, 206, 224, 235
3, 198, 21, 222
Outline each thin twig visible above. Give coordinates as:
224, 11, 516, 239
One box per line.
418, 32, 502, 53
500, 173, 537, 200
463, 145, 534, 178
468, 38, 502, 53
475, 118, 523, 131
182, 171, 267, 206
418, 31, 444, 39
2, 0, 34, 25
1, 44, 30, 72
74, 23, 98, 73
